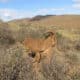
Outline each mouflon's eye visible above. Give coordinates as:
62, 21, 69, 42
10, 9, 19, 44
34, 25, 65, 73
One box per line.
28, 52, 36, 58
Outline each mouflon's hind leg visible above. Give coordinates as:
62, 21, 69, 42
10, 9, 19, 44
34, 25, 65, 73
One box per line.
36, 52, 41, 63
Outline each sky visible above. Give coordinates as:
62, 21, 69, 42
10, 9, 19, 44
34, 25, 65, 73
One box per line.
0, 0, 80, 21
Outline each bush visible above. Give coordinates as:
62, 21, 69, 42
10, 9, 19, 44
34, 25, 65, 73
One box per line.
0, 24, 16, 46
0, 43, 34, 80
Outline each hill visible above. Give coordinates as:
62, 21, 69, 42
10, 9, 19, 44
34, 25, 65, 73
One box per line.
8, 15, 80, 29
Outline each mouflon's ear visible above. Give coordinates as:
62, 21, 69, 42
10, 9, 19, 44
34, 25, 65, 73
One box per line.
44, 31, 57, 46
44, 31, 55, 39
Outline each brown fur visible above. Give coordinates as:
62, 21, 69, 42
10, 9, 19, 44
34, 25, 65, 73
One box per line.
22, 31, 56, 63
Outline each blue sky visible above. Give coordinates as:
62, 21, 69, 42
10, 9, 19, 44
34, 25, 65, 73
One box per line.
0, 0, 80, 21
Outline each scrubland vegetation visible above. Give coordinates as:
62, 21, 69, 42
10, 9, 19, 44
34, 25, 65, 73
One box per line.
0, 15, 80, 80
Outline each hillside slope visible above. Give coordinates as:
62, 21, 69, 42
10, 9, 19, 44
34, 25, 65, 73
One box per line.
8, 15, 80, 29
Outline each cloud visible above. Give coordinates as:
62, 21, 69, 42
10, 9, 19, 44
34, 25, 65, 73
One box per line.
73, 4, 80, 9
0, 8, 35, 21
35, 8, 65, 15
72, 0, 80, 9
0, 0, 9, 3
73, 0, 80, 2
0, 9, 18, 21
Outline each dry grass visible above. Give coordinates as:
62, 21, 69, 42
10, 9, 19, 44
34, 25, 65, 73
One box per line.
0, 16, 80, 80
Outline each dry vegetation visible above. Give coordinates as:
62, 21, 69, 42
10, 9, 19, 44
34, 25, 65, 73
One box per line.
0, 15, 80, 80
